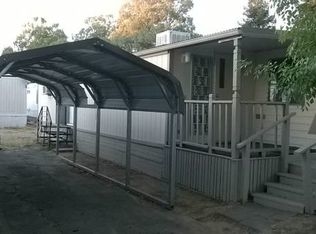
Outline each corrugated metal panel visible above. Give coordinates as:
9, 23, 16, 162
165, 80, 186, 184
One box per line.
0, 77, 27, 127
77, 108, 167, 144
77, 130, 165, 178
0, 77, 27, 114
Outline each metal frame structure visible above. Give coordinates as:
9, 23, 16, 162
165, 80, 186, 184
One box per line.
0, 38, 184, 208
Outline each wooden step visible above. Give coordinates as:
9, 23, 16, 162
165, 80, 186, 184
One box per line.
288, 161, 316, 177
266, 182, 304, 203
278, 172, 316, 188
253, 193, 304, 213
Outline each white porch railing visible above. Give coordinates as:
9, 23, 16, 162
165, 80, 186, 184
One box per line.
182, 95, 289, 155
237, 112, 296, 203
294, 143, 316, 214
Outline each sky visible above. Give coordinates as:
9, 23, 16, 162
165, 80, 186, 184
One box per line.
0, 0, 249, 51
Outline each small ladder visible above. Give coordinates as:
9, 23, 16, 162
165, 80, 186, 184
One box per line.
37, 106, 52, 145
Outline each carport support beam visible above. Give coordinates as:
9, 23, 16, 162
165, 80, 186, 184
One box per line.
125, 109, 132, 186
56, 104, 61, 155
73, 106, 78, 162
95, 107, 101, 172
168, 113, 177, 207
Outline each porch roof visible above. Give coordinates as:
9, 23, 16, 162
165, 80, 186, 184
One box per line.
0, 38, 184, 113
135, 27, 286, 57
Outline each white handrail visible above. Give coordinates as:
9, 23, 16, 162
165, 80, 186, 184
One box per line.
295, 142, 316, 155
241, 101, 286, 105
237, 112, 296, 149
295, 142, 316, 214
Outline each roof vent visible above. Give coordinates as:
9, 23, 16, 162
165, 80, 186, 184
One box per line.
156, 30, 191, 46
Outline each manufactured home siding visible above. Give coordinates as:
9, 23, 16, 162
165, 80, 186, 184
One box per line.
142, 52, 170, 71
170, 49, 192, 99
0, 77, 27, 127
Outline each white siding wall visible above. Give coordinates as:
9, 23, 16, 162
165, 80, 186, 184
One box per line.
142, 52, 170, 71
27, 83, 39, 117
38, 85, 57, 123
0, 77, 27, 127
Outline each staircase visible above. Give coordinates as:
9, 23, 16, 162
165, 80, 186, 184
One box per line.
37, 106, 73, 151
253, 157, 316, 214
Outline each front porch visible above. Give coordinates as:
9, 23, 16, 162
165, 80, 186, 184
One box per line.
170, 34, 316, 213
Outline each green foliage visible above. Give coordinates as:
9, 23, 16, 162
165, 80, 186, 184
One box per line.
112, 0, 197, 52
246, 1, 316, 108
270, 0, 316, 108
73, 15, 114, 41
14, 17, 67, 51
1, 46, 14, 55
240, 0, 275, 28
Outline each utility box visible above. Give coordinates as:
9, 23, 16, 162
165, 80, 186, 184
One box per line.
156, 30, 191, 46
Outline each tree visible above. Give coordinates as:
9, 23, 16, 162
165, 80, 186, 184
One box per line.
111, 0, 196, 52
14, 17, 67, 51
73, 15, 115, 41
249, 1, 316, 108
1, 46, 14, 55
240, 0, 275, 28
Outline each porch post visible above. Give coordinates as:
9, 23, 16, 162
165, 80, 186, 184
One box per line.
56, 103, 61, 155
125, 109, 132, 186
231, 38, 242, 159
281, 102, 290, 172
95, 107, 101, 172
208, 94, 214, 153
73, 106, 78, 162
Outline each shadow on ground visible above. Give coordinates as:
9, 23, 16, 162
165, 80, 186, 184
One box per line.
0, 127, 316, 234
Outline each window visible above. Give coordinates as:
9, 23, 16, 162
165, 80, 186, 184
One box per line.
267, 58, 298, 104
268, 80, 282, 102
219, 58, 225, 88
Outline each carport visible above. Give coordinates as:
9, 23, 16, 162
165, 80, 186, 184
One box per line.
0, 38, 184, 207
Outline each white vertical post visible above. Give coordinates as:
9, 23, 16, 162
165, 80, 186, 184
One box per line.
168, 112, 177, 207
56, 103, 61, 155
231, 38, 242, 159
242, 143, 251, 204
302, 152, 313, 214
95, 107, 101, 172
73, 106, 78, 162
208, 94, 214, 153
281, 102, 290, 172
125, 109, 132, 186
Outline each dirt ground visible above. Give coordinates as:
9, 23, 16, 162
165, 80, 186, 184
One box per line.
0, 126, 316, 234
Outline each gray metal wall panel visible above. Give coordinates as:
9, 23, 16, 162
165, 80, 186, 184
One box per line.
77, 130, 165, 178
0, 77, 27, 127
77, 108, 167, 144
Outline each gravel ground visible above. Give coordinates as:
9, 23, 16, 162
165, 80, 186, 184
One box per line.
0, 126, 315, 234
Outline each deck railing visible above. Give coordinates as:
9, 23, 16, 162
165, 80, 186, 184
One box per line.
294, 143, 316, 214
182, 95, 289, 155
237, 112, 296, 203
240, 101, 287, 150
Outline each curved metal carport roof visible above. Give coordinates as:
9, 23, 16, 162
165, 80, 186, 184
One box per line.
0, 38, 182, 208
0, 38, 184, 113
